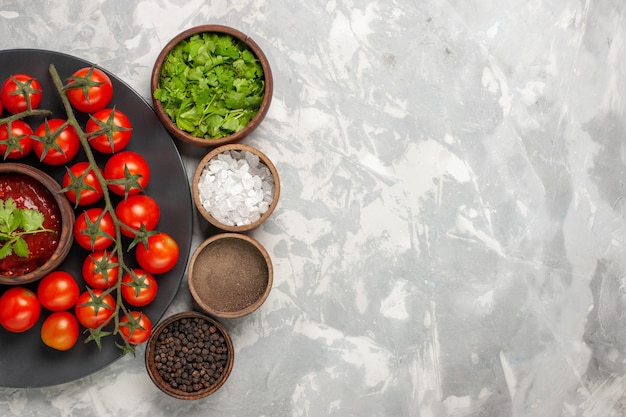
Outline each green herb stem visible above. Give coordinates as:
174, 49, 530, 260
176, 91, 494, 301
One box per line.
0, 227, 54, 239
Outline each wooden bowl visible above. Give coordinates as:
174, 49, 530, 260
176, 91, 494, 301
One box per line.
192, 143, 280, 232
145, 311, 234, 400
151, 24, 273, 148
0, 163, 74, 285
188, 233, 273, 319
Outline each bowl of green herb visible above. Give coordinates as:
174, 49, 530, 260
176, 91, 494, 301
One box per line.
151, 25, 273, 148
0, 163, 74, 285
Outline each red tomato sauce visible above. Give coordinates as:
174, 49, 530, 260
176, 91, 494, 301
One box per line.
0, 173, 61, 276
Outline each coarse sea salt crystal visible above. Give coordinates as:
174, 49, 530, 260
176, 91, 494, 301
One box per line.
198, 150, 275, 226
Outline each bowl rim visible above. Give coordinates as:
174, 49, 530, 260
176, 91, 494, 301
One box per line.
188, 232, 273, 319
144, 311, 235, 400
0, 163, 75, 285
192, 143, 280, 232
150, 24, 273, 148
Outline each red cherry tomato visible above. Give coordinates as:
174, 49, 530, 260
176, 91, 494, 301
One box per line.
103, 151, 150, 196
0, 74, 42, 114
121, 269, 158, 307
0, 287, 41, 332
82, 250, 119, 289
0, 119, 33, 159
135, 232, 179, 275
66, 67, 113, 113
73, 208, 116, 251
74, 289, 115, 329
86, 108, 132, 153
33, 118, 80, 165
40, 311, 79, 351
119, 311, 152, 345
37, 271, 80, 311
115, 195, 160, 238
62, 161, 105, 206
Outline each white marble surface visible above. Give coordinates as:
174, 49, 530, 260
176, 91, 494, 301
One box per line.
1, 0, 626, 415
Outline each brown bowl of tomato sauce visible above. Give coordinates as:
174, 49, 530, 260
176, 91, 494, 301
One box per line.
0, 163, 74, 285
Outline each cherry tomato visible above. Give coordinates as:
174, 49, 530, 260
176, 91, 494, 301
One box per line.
0, 287, 41, 332
66, 67, 113, 113
37, 271, 80, 311
135, 232, 179, 274
40, 311, 79, 351
86, 108, 132, 153
75, 289, 115, 329
62, 161, 105, 206
74, 208, 116, 251
103, 151, 150, 196
82, 250, 119, 289
119, 311, 152, 345
33, 118, 80, 165
121, 269, 158, 307
0, 74, 42, 114
115, 195, 160, 238
0, 119, 33, 159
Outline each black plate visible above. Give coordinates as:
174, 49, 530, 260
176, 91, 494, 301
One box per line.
0, 49, 193, 388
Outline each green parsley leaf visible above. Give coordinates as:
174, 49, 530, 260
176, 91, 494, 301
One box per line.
20, 209, 45, 232
154, 32, 265, 139
0, 198, 53, 259
0, 242, 13, 259
12, 238, 29, 257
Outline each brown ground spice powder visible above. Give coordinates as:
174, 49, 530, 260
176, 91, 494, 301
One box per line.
192, 237, 269, 312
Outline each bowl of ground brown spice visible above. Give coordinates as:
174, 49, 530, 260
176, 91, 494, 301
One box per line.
144, 311, 234, 400
188, 233, 273, 319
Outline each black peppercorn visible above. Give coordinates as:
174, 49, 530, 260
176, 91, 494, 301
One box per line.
151, 316, 230, 394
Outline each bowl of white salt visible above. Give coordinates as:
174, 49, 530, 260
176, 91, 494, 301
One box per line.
192, 143, 280, 232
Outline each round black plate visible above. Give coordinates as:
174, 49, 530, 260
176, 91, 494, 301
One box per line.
0, 49, 193, 388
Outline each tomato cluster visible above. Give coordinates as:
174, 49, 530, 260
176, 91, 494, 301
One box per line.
0, 67, 180, 351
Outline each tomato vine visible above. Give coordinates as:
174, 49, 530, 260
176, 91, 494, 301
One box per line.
48, 63, 158, 354
0, 65, 163, 354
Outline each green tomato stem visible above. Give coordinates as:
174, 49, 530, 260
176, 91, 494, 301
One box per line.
48, 64, 134, 353
0, 109, 52, 125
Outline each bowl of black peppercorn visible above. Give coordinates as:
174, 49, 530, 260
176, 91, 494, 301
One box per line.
144, 311, 234, 400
